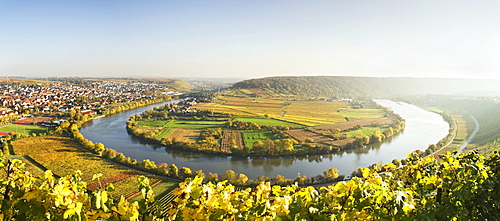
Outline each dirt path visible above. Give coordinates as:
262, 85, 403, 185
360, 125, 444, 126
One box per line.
280, 102, 290, 117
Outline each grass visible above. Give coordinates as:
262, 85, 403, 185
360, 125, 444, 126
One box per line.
157, 127, 173, 139
138, 119, 224, 131
169, 120, 224, 129
137, 120, 170, 127
242, 130, 276, 148
0, 124, 52, 135
232, 117, 302, 127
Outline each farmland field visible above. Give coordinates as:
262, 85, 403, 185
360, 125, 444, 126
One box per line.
0, 124, 52, 135
196, 97, 355, 126
137, 120, 169, 127
337, 108, 386, 119
286, 130, 333, 144
316, 117, 395, 131
163, 128, 201, 143
282, 100, 348, 126
242, 130, 276, 148
168, 119, 224, 129
221, 130, 244, 151
195, 97, 285, 118
157, 127, 173, 139
232, 117, 302, 127
344, 127, 379, 136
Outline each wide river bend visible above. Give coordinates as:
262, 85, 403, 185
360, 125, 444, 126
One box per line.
81, 100, 449, 179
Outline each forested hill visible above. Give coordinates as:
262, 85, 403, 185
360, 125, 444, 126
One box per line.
231, 76, 500, 97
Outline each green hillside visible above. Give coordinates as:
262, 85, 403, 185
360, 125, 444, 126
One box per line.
231, 76, 500, 98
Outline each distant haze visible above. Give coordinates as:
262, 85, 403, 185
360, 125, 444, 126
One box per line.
1, 1, 499, 80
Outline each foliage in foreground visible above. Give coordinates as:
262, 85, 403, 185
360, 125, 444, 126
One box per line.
1, 151, 500, 220
0, 157, 160, 220
169, 151, 500, 220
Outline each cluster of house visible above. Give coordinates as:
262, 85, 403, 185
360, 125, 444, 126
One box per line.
169, 98, 198, 114
0, 81, 172, 116
0, 108, 17, 118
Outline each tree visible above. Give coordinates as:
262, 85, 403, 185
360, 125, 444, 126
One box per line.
94, 143, 105, 155
169, 164, 179, 178
221, 170, 237, 183
323, 168, 339, 181
179, 167, 193, 179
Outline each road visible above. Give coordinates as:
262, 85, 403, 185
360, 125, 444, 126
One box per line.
431, 108, 480, 156
458, 110, 480, 153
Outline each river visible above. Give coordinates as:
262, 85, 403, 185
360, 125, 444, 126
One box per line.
80, 99, 449, 179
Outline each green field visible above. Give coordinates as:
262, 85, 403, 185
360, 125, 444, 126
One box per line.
170, 120, 225, 129
242, 130, 276, 148
137, 120, 170, 127
0, 124, 52, 135
157, 127, 173, 139
232, 117, 302, 127
137, 119, 224, 130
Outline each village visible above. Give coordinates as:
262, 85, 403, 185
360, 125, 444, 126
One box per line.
0, 80, 181, 138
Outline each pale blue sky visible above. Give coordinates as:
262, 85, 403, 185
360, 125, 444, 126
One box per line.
1, 1, 499, 79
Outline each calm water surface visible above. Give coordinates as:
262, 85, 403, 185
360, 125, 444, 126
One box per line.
81, 100, 449, 179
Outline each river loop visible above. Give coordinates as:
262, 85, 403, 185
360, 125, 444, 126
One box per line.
81, 99, 449, 179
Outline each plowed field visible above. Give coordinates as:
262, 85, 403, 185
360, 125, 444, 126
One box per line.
164, 128, 201, 143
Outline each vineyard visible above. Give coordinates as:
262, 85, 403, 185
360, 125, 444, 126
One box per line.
221, 130, 244, 151
167, 151, 500, 220
9, 135, 178, 199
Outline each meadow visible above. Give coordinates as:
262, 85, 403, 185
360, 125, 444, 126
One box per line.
137, 120, 170, 127
242, 130, 276, 148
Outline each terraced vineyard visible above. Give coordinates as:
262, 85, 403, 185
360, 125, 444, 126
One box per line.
11, 136, 129, 182
9, 135, 179, 200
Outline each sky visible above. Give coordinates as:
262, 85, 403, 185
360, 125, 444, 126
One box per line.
1, 0, 500, 80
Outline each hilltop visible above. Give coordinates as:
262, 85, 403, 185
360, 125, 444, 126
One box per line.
231, 76, 500, 98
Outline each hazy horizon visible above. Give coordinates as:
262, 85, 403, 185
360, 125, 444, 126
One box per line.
2, 1, 500, 80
